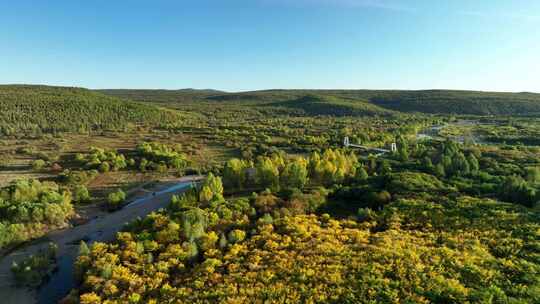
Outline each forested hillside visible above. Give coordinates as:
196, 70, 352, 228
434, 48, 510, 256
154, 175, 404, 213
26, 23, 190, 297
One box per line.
267, 94, 395, 117
98, 88, 540, 116
97, 89, 223, 104
358, 90, 540, 115
0, 85, 181, 136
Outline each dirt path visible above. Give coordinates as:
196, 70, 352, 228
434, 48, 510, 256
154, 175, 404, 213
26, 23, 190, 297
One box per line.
0, 175, 202, 304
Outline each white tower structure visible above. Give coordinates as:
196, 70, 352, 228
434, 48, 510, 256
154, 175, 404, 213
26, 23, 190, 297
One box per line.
344, 136, 350, 147
390, 142, 397, 152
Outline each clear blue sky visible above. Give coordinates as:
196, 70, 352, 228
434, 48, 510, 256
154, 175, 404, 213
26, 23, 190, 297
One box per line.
1, 0, 539, 92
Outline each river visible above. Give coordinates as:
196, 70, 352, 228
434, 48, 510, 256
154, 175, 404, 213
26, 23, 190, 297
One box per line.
0, 176, 201, 304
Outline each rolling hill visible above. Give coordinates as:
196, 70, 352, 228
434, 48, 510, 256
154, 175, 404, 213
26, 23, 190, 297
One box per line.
0, 85, 182, 136
2, 85, 539, 137
268, 94, 396, 117
338, 90, 540, 115
97, 89, 224, 104
98, 88, 540, 116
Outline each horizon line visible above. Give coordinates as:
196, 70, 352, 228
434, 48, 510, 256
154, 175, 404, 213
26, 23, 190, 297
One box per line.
1, 83, 539, 95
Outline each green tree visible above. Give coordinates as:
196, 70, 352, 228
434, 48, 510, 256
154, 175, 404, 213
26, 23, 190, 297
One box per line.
200, 173, 224, 201
32, 159, 46, 171
368, 155, 377, 173
170, 156, 186, 170
281, 159, 308, 190
139, 158, 148, 172
434, 163, 446, 177
73, 185, 90, 203
111, 154, 126, 171
396, 136, 409, 161
98, 161, 110, 173
180, 208, 207, 241
107, 189, 126, 210
228, 229, 246, 243
379, 160, 392, 175
223, 159, 248, 189
452, 152, 470, 176
199, 186, 213, 203
256, 158, 280, 191
78, 240, 90, 256
355, 166, 369, 182
75, 153, 85, 163
499, 175, 537, 207
441, 155, 452, 173
525, 167, 540, 184
467, 154, 480, 175
422, 156, 433, 171
208, 173, 224, 195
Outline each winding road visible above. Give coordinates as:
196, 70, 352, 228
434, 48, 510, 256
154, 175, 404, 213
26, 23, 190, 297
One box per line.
0, 175, 202, 304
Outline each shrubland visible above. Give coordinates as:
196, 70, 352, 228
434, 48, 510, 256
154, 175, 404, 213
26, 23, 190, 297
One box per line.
0, 179, 73, 250
70, 145, 540, 303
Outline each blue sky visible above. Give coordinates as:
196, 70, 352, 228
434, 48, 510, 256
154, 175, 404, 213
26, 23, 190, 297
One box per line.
0, 0, 539, 92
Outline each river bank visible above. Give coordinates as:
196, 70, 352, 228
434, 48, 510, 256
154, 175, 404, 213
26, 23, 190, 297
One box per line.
0, 175, 202, 304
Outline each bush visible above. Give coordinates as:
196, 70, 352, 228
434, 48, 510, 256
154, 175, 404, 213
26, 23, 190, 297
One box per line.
73, 185, 91, 203
59, 170, 98, 185
357, 207, 376, 222
107, 189, 126, 210
361, 190, 392, 210
227, 229, 246, 243
75, 153, 85, 162
32, 159, 46, 171
98, 161, 111, 173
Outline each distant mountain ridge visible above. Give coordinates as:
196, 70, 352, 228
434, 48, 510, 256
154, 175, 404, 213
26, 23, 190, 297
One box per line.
98, 88, 540, 116
1, 85, 539, 134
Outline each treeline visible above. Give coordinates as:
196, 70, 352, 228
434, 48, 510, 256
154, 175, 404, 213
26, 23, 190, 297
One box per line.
0, 85, 182, 137
136, 142, 189, 172
222, 149, 360, 192
76, 147, 129, 172
74, 143, 189, 174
